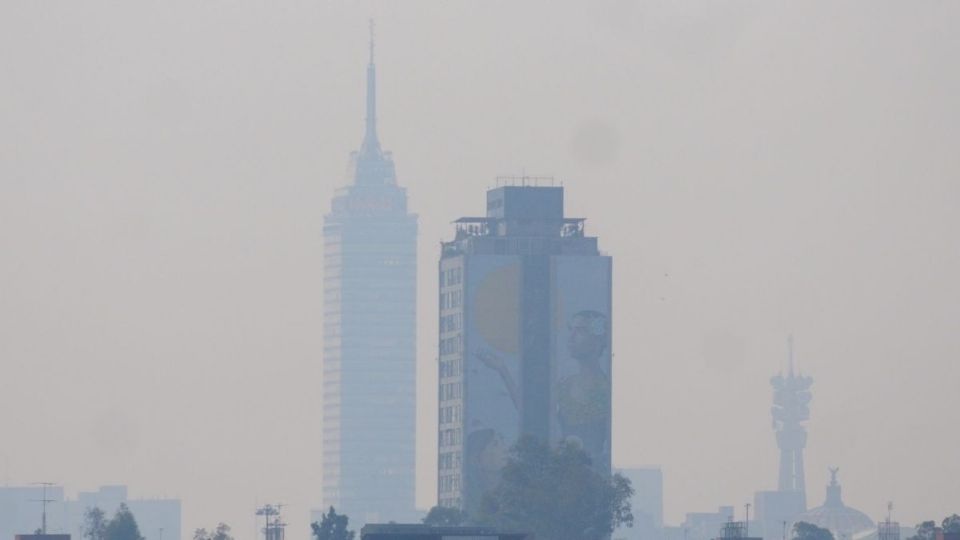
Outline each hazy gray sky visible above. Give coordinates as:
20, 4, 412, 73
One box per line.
2, 2, 958, 538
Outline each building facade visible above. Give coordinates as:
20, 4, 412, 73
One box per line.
0, 485, 180, 540
616, 467, 664, 540
438, 185, 611, 512
320, 42, 418, 524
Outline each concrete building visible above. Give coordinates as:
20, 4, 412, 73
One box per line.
616, 467, 664, 540
0, 486, 66, 540
0, 485, 179, 540
754, 490, 804, 540
319, 31, 418, 525
678, 506, 735, 540
437, 183, 612, 513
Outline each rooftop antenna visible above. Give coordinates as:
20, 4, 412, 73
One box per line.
30, 482, 56, 535
787, 334, 795, 377
745, 503, 751, 537
887, 501, 893, 523
368, 18, 375, 65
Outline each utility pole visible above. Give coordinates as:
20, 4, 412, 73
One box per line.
745, 503, 751, 537
30, 482, 56, 535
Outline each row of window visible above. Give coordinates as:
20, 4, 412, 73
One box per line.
438, 451, 462, 471
439, 357, 463, 378
438, 473, 462, 493
440, 382, 462, 401
440, 267, 463, 286
439, 428, 462, 447
439, 335, 462, 357
440, 313, 462, 333
439, 405, 462, 425
439, 290, 463, 310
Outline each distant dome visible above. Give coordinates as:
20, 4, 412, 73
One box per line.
794, 469, 874, 540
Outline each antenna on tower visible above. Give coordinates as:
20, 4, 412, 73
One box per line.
30, 482, 56, 535
368, 18, 375, 65
787, 334, 795, 377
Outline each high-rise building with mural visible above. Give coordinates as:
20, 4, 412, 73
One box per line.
319, 32, 417, 524
437, 183, 611, 512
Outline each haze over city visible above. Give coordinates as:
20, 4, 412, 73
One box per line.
1, 2, 958, 540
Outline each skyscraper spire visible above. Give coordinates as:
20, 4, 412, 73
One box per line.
361, 19, 381, 156
787, 334, 795, 377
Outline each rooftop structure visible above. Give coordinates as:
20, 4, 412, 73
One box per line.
793, 469, 873, 540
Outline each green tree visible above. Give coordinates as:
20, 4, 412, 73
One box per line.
83, 507, 108, 540
792, 521, 834, 540
422, 506, 468, 527
943, 515, 960, 534
311, 507, 355, 540
907, 521, 938, 540
194, 523, 233, 540
104, 504, 145, 540
477, 436, 633, 540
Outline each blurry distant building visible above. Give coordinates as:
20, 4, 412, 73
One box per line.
680, 506, 736, 540
360, 524, 529, 540
0, 485, 179, 540
319, 32, 418, 525
877, 516, 901, 540
754, 490, 804, 540
754, 342, 811, 540
770, 342, 812, 509
792, 469, 873, 540
72, 486, 180, 540
0, 486, 66, 540
16, 535, 70, 540
437, 183, 611, 513
715, 521, 762, 540
616, 468, 663, 540
856, 525, 917, 540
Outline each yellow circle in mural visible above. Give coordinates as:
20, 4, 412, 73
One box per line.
472, 263, 520, 355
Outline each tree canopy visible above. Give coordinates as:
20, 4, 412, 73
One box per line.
82, 507, 108, 540
943, 515, 960, 534
422, 506, 468, 527
908, 515, 960, 540
311, 507, 355, 540
104, 504, 145, 540
194, 523, 234, 540
477, 436, 633, 540
792, 521, 835, 540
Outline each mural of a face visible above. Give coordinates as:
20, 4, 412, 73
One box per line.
568, 310, 607, 363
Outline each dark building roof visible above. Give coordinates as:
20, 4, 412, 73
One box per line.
360, 523, 529, 540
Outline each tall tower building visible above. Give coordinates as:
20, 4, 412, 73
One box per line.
770, 339, 813, 509
320, 31, 417, 525
437, 183, 612, 512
